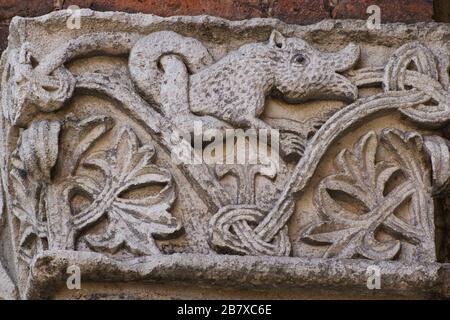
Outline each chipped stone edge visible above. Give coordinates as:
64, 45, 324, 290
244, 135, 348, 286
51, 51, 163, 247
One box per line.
25, 251, 450, 299
5, 9, 450, 51
0, 27, 18, 302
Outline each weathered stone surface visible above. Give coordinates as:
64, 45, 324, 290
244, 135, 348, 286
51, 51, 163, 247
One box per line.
0, 1, 444, 55
62, 0, 329, 24
25, 251, 445, 299
1, 9, 450, 300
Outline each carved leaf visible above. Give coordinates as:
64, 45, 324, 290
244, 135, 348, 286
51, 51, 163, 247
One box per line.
18, 121, 61, 183
72, 127, 181, 255
301, 130, 434, 261
380, 129, 434, 248
423, 135, 450, 194
215, 136, 278, 205
67, 115, 114, 174
9, 120, 61, 262
10, 159, 46, 263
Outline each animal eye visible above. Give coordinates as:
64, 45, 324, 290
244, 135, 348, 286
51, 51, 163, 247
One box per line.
292, 53, 308, 65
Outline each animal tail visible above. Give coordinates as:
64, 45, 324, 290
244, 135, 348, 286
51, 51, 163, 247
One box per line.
129, 31, 214, 106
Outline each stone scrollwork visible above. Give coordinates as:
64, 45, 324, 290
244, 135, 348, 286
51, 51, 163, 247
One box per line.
207, 40, 450, 259
75, 127, 181, 255
349, 42, 450, 127
10, 116, 181, 260
3, 43, 75, 126
2, 10, 450, 298
301, 130, 435, 262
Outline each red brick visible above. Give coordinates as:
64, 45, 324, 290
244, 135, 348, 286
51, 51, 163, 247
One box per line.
63, 0, 266, 19
271, 0, 329, 25
434, 0, 450, 22
331, 0, 433, 23
0, 0, 54, 20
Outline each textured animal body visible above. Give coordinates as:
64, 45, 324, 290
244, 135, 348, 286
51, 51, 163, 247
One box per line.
129, 30, 360, 132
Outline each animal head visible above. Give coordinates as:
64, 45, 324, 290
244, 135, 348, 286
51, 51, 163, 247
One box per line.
267, 30, 359, 103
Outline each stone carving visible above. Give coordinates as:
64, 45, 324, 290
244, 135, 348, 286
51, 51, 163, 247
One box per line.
0, 164, 17, 300
300, 130, 435, 262
131, 30, 359, 130
1, 10, 450, 299
10, 117, 181, 261
79, 127, 181, 255
10, 120, 61, 263
3, 43, 75, 126
348, 42, 450, 127
208, 40, 449, 258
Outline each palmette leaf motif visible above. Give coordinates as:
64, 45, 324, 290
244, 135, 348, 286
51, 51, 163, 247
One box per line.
301, 130, 435, 262
73, 126, 181, 255
380, 129, 434, 249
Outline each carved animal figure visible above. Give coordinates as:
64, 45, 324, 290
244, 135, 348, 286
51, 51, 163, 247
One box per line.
129, 30, 360, 132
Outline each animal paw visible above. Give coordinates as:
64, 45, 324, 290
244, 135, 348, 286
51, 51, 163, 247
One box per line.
280, 132, 306, 159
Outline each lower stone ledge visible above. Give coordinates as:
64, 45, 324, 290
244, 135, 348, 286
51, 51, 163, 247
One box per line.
24, 251, 450, 299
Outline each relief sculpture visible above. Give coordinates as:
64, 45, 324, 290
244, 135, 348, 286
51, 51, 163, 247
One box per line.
0, 10, 450, 299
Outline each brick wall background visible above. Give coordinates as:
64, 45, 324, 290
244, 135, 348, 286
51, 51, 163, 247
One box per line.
0, 0, 448, 53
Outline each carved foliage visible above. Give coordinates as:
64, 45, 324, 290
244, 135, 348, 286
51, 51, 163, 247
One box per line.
10, 121, 61, 262
3, 43, 75, 126
10, 115, 181, 261
423, 135, 450, 194
350, 42, 450, 128
301, 130, 435, 262
74, 127, 182, 255
3, 29, 450, 265
209, 136, 291, 257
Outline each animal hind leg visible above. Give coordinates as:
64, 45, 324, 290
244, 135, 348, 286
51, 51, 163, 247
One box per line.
250, 117, 305, 159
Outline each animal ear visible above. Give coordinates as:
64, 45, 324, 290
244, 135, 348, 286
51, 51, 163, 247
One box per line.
269, 30, 286, 49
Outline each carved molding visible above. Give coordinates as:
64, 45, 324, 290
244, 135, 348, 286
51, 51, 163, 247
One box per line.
1, 9, 450, 299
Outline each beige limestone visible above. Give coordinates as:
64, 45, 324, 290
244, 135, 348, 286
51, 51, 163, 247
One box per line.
0, 9, 450, 299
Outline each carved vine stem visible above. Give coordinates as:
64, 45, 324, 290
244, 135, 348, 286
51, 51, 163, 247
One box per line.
5, 29, 446, 260
256, 90, 430, 242
39, 32, 233, 212
35, 33, 140, 75
252, 41, 449, 249
75, 73, 232, 211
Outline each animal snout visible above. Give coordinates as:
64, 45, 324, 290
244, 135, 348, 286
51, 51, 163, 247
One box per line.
319, 43, 360, 73
320, 73, 358, 102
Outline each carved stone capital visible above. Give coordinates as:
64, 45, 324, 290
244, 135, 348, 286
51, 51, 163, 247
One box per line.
1, 9, 450, 299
